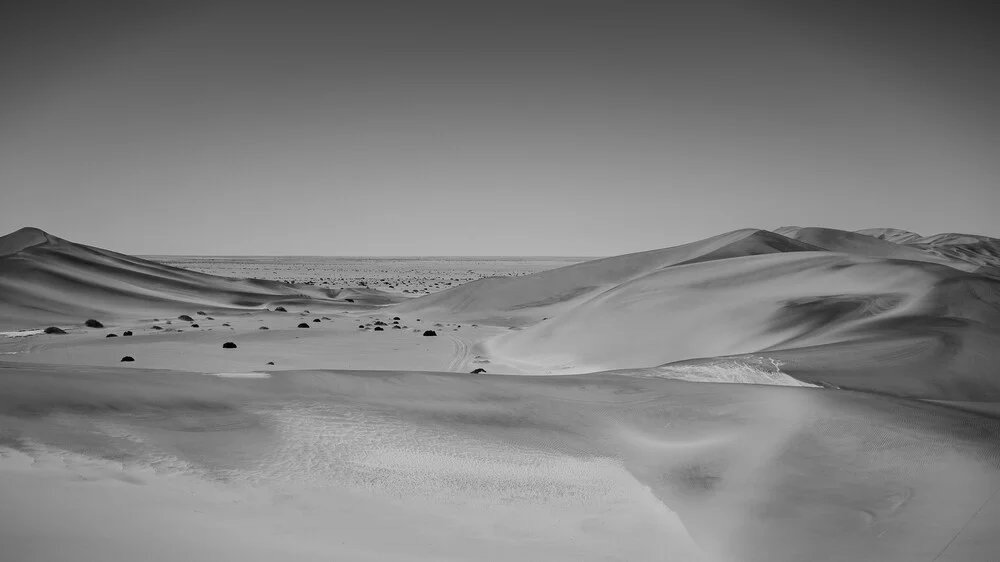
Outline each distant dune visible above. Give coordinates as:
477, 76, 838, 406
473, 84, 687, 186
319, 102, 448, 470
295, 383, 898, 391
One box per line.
0, 227, 399, 329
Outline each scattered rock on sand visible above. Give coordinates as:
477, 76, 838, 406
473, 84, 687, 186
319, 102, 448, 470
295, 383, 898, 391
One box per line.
470, 368, 487, 374
43, 326, 67, 334
85, 319, 104, 328
178, 315, 194, 321
120, 356, 135, 362
122, 331, 133, 336
222, 342, 237, 349
297, 323, 310, 328
423, 330, 437, 336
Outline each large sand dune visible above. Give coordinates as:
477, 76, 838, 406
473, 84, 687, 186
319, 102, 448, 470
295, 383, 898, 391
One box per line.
1, 225, 999, 560
395, 228, 1000, 400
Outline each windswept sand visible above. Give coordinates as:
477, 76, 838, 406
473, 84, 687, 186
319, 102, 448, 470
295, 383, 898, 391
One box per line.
1, 226, 999, 561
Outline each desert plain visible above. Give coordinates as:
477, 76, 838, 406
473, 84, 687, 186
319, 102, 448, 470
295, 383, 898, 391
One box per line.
1, 225, 1000, 561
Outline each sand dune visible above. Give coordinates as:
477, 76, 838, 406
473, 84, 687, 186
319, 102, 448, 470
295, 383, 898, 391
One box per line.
856, 227, 1000, 271
392, 228, 1000, 400
395, 229, 821, 326
0, 228, 399, 330
1, 364, 997, 562
775, 226, 976, 269
2, 225, 999, 560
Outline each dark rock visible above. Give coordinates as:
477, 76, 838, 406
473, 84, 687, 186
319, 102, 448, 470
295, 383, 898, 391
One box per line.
312, 318, 321, 322
106, 333, 118, 338
151, 326, 163, 330
266, 361, 274, 365
178, 315, 194, 321
359, 325, 365, 329
393, 317, 400, 321
392, 325, 401, 329
259, 326, 269, 330
470, 368, 487, 374
374, 326, 384, 331
197, 311, 207, 316
190, 323, 199, 328
345, 298, 354, 303
297, 323, 310, 328
374, 321, 387, 326
122, 331, 133, 336
422, 330, 437, 337
222, 323, 231, 327
222, 342, 237, 349
120, 356, 135, 362
43, 326, 67, 334
274, 306, 287, 312
84, 319, 104, 328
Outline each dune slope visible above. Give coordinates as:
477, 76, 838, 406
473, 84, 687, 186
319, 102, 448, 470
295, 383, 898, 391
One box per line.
0, 228, 397, 329
1, 364, 997, 562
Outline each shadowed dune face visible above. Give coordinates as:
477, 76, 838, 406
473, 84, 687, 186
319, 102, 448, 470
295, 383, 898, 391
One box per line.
1, 366, 998, 562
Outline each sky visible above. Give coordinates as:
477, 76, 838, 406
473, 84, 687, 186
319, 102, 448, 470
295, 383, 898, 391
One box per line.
1, 1, 997, 256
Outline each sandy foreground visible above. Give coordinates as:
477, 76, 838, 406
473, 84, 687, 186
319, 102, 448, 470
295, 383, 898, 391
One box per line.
2, 226, 1000, 561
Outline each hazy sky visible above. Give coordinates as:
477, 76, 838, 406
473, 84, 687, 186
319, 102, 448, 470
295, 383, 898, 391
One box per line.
1, 1, 997, 255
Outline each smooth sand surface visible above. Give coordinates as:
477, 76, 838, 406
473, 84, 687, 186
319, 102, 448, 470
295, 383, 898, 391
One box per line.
1, 365, 998, 562
2, 226, 1000, 561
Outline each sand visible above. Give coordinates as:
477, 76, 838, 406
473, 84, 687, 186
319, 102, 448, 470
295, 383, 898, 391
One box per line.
1, 226, 999, 561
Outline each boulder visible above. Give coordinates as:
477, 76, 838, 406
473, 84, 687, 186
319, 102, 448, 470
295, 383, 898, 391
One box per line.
122, 331, 133, 336
178, 315, 194, 321
470, 368, 487, 374
297, 323, 310, 328
222, 342, 237, 349
274, 306, 288, 312
120, 356, 135, 362
106, 333, 117, 338
259, 326, 269, 330
422, 330, 437, 337
84, 319, 104, 328
43, 326, 67, 334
